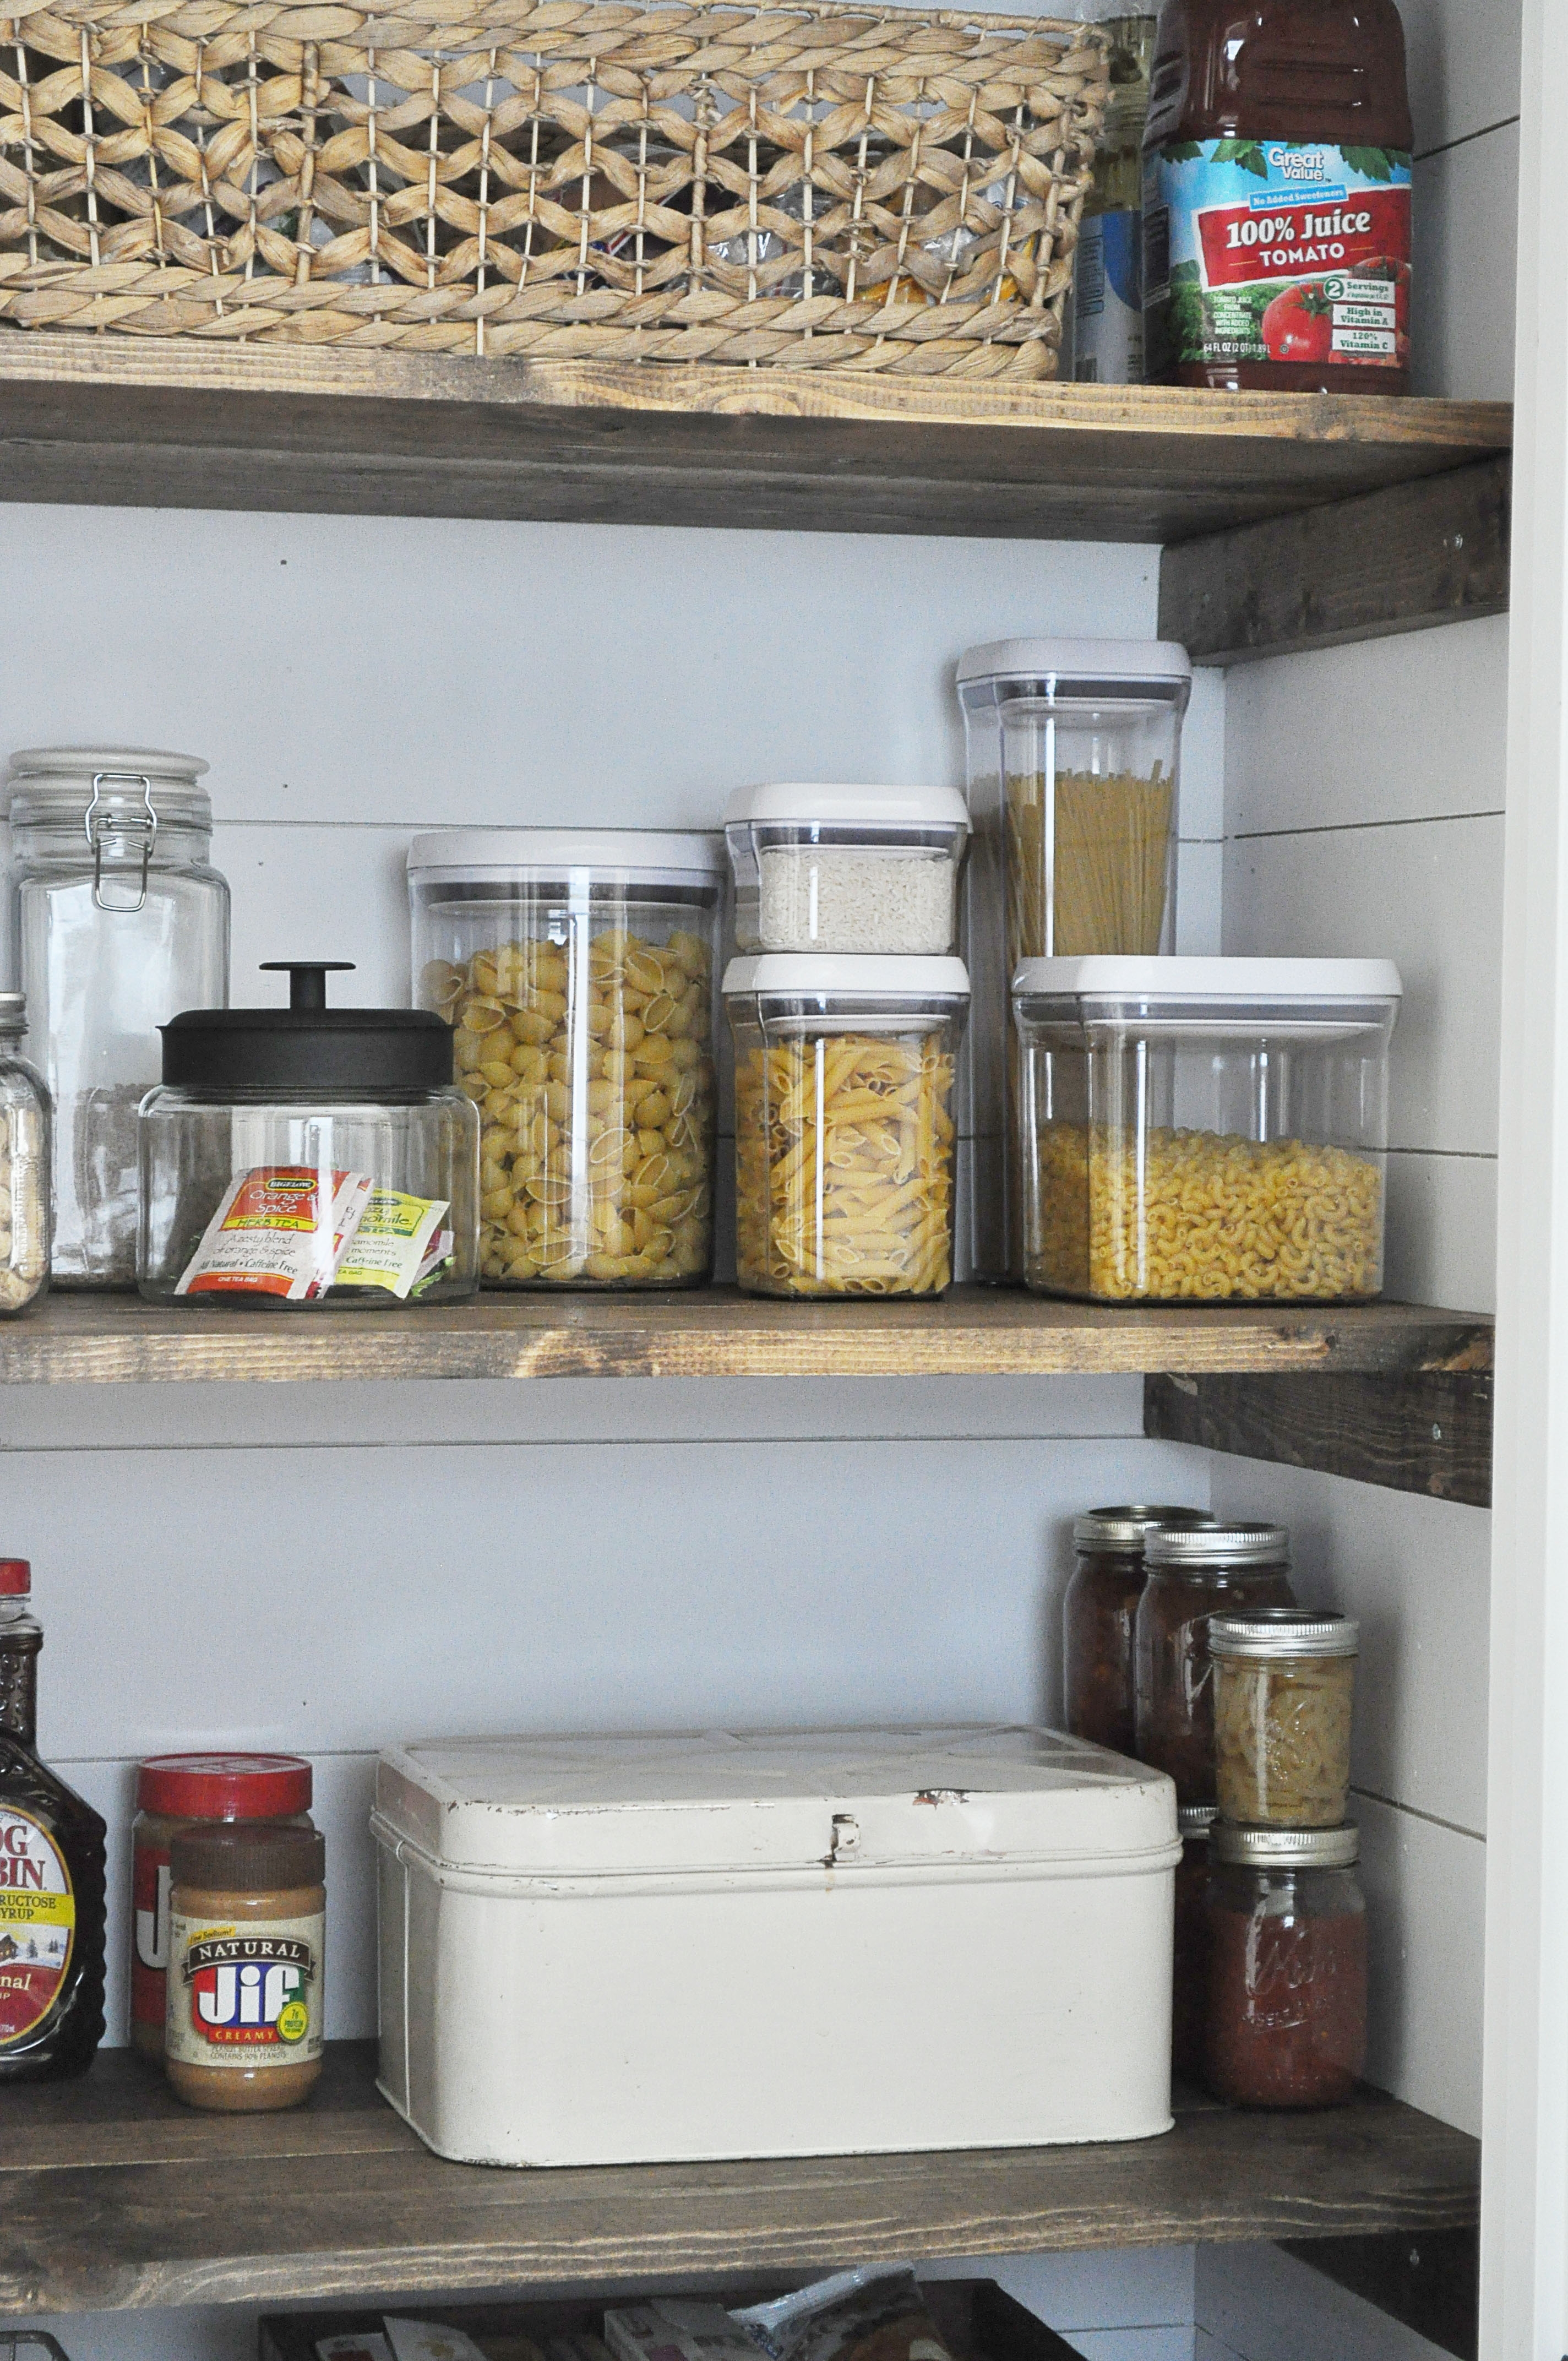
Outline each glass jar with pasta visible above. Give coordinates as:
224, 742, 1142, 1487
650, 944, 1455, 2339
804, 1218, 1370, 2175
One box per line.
1211, 1609, 1359, 1829
723, 955, 969, 1299
407, 831, 723, 1289
1012, 956, 1402, 1302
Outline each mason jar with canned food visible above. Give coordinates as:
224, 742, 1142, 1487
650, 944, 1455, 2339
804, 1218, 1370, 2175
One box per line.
408, 831, 723, 1288
1063, 1505, 1216, 1755
1211, 1608, 1359, 1829
1134, 1524, 1296, 1807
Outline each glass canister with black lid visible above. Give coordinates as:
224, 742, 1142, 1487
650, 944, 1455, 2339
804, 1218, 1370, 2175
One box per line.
137, 961, 479, 1306
7, 747, 229, 1288
1205, 1823, 1367, 2109
1064, 1505, 1216, 1754
1135, 1523, 1295, 1805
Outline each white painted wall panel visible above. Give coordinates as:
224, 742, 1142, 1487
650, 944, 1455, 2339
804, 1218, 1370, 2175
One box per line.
0, 507, 1156, 833
1401, 0, 1522, 154
1355, 1795, 1486, 2131
1223, 614, 1507, 839
1412, 121, 1520, 400
1223, 813, 1504, 1160
1384, 1147, 1498, 1312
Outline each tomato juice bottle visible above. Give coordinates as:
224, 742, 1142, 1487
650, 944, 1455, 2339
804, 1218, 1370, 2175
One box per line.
1141, 0, 1413, 391
0, 1559, 106, 2080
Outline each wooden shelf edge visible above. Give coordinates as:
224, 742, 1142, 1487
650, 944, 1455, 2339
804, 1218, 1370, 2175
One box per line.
0, 331, 1511, 542
1159, 453, 1511, 663
0, 1291, 1494, 1386
1145, 1368, 1494, 1508
0, 2046, 1480, 2313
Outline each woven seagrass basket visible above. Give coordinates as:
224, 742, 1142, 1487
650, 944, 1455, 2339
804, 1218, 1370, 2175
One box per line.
0, 0, 1109, 371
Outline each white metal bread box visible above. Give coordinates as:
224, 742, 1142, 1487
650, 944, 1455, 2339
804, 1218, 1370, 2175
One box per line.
372, 1723, 1179, 2167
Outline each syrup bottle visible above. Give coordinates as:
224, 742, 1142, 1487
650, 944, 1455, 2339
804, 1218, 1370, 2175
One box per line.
0, 1558, 106, 2080
1141, 0, 1413, 393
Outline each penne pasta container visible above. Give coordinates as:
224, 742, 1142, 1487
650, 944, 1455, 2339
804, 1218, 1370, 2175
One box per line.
1012, 956, 1401, 1302
372, 1724, 1180, 2166
723, 954, 969, 1298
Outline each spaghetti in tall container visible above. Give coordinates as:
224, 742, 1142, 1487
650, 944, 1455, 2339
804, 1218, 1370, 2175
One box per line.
956, 639, 1191, 1279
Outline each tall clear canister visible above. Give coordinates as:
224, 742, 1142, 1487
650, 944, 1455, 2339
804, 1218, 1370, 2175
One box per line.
7, 748, 230, 1287
956, 640, 1191, 1278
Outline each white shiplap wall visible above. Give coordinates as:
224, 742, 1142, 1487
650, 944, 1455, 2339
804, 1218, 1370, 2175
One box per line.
1204, 0, 1518, 2138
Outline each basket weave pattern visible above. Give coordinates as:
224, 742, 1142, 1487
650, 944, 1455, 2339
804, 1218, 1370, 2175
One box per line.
0, 0, 1108, 368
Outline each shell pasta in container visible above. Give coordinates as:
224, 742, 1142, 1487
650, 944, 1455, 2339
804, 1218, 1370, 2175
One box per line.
1012, 957, 1401, 1302
724, 955, 968, 1298
409, 831, 722, 1288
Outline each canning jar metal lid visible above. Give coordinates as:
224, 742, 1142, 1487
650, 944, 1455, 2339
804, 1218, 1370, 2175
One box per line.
137, 1753, 314, 1819
956, 637, 1192, 686
1213, 1823, 1360, 1869
1210, 1608, 1360, 1659
1145, 1524, 1290, 1570
407, 828, 723, 882
0, 992, 24, 1037
724, 782, 970, 829
1178, 1804, 1217, 1837
723, 954, 970, 998
162, 961, 454, 1094
1072, 1504, 1216, 1549
1012, 955, 1403, 1004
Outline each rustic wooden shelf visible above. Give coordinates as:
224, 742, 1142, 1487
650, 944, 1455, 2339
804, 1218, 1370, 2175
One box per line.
0, 332, 1509, 548
0, 1288, 1493, 1386
0, 2043, 1480, 2313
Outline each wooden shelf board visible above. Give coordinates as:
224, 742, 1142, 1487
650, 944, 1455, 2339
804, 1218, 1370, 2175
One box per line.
0, 333, 1510, 542
0, 2043, 1480, 2313
0, 1288, 1494, 1385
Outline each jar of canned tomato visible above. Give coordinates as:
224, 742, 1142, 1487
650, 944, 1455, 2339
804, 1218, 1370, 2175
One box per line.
1134, 1525, 1295, 1805
1064, 1505, 1216, 1754
130, 1753, 313, 2059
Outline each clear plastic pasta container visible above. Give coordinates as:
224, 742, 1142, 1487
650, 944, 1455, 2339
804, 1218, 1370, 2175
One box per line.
955, 640, 1192, 1282
725, 784, 970, 955
723, 954, 969, 1299
409, 831, 723, 1289
1012, 956, 1401, 1302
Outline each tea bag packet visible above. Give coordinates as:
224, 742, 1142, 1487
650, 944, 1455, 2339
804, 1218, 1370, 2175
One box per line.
335, 1189, 453, 1299
176, 1166, 373, 1299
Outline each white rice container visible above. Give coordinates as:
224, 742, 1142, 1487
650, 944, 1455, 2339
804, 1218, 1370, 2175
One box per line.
372, 1724, 1178, 2167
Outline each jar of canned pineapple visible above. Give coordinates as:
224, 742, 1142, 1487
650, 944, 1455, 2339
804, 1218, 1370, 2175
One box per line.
407, 831, 723, 1288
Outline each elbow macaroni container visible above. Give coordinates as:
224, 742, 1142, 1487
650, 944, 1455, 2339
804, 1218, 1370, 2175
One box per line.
724, 784, 970, 955
1011, 956, 1401, 1303
1211, 1609, 1359, 1830
723, 954, 969, 1298
409, 831, 723, 1289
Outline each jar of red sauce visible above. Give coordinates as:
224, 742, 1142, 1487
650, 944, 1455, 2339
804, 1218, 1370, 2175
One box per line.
1172, 1802, 1216, 2084
130, 1753, 313, 2060
1135, 1524, 1295, 1805
1064, 1505, 1216, 1754
1204, 1823, 1367, 2108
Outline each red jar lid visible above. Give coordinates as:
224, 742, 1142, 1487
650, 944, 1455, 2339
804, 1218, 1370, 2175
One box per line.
0, 1559, 30, 1596
136, 1753, 313, 1820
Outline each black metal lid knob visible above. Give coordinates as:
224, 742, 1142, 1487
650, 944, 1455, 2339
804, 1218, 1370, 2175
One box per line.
260, 961, 357, 1013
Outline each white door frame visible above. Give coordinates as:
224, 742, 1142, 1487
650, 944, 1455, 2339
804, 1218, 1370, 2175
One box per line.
1483, 0, 1568, 2348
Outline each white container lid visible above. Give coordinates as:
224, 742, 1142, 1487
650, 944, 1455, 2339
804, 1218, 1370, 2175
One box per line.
957, 638, 1192, 686
374, 1725, 1177, 1878
725, 954, 970, 997
725, 782, 970, 829
1012, 955, 1402, 1003
408, 828, 724, 880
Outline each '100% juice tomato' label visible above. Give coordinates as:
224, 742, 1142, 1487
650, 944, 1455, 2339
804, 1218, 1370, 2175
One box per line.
1142, 137, 1411, 374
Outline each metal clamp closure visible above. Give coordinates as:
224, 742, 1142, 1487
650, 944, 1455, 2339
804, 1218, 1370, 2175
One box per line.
85, 771, 158, 912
